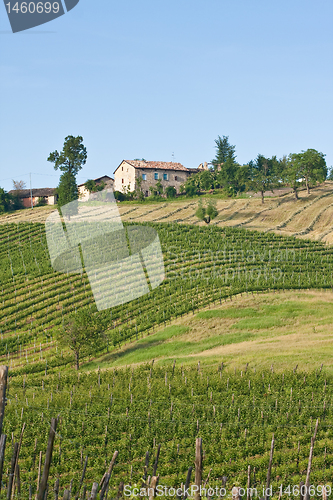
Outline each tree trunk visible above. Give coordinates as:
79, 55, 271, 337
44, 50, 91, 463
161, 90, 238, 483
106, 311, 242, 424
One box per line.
261, 191, 264, 204
75, 351, 79, 371
306, 178, 310, 194
294, 188, 299, 200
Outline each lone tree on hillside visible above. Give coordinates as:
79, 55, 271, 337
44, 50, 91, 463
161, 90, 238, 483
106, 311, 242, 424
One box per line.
60, 308, 105, 370
195, 199, 218, 224
48, 135, 87, 213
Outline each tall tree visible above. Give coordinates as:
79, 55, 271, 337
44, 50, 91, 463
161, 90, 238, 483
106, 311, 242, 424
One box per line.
247, 155, 278, 203
283, 154, 304, 200
297, 149, 327, 194
211, 135, 236, 169
48, 135, 87, 211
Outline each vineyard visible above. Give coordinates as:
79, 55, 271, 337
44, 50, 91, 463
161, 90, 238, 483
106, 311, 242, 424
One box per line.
2, 363, 333, 498
1, 219, 333, 373
1, 208, 333, 496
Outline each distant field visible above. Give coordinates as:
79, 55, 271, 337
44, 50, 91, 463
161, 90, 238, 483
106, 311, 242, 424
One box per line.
2, 182, 333, 243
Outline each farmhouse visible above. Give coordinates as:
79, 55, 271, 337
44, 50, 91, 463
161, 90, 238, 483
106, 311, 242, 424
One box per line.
78, 175, 114, 201
113, 160, 197, 196
9, 188, 58, 207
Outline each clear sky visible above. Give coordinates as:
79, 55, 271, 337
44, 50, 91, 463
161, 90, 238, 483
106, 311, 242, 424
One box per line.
1, 0, 332, 192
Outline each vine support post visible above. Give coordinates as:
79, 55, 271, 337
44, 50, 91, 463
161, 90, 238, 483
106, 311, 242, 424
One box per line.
37, 417, 57, 500
194, 438, 202, 500
0, 434, 6, 492
0, 366, 8, 436
265, 435, 274, 500
305, 419, 319, 500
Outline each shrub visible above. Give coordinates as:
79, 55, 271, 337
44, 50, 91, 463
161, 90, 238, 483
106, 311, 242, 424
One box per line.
165, 186, 177, 198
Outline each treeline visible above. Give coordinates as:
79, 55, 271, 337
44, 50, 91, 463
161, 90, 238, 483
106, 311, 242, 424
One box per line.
0, 188, 23, 214
182, 136, 328, 202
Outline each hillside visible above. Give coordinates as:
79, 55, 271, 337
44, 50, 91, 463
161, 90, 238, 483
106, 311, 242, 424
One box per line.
1, 194, 333, 495
2, 181, 333, 243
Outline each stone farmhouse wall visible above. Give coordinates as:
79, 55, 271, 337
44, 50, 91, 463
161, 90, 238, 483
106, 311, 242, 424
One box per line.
137, 168, 190, 196
114, 161, 195, 195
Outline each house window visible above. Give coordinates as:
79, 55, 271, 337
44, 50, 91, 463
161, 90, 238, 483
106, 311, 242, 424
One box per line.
154, 172, 158, 180
122, 178, 124, 184
163, 173, 168, 181
122, 166, 123, 171
175, 175, 178, 181
145, 191, 149, 197
142, 174, 147, 180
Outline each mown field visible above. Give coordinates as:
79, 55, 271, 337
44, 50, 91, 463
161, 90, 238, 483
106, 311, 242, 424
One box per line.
1, 197, 333, 497
3, 182, 333, 243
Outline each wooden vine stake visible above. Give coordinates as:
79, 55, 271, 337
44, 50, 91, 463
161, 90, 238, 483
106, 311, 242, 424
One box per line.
100, 450, 118, 492
149, 476, 159, 500
37, 417, 58, 500
153, 444, 161, 476
0, 366, 8, 437
265, 435, 275, 500
75, 455, 88, 500
0, 434, 6, 492
89, 482, 99, 500
183, 467, 193, 500
7, 442, 18, 500
247, 466, 251, 500
194, 438, 203, 500
304, 419, 319, 500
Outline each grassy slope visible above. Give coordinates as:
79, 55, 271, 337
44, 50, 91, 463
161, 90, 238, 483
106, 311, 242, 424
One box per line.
84, 290, 333, 374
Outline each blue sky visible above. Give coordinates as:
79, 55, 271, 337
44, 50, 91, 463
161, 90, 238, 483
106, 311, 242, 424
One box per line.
0, 0, 332, 191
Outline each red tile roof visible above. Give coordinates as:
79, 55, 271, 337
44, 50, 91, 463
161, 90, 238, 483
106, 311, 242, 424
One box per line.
8, 188, 56, 198
119, 160, 192, 172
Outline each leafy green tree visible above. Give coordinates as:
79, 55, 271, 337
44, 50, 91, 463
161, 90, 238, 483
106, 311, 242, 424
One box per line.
83, 178, 106, 199
247, 155, 278, 203
48, 135, 87, 212
55, 171, 79, 216
195, 199, 218, 224
211, 135, 236, 170
206, 200, 218, 220
48, 135, 87, 175
84, 179, 97, 193
297, 149, 327, 194
60, 308, 105, 370
283, 155, 304, 200
165, 186, 177, 198
198, 170, 214, 192
184, 184, 197, 197
0, 188, 12, 213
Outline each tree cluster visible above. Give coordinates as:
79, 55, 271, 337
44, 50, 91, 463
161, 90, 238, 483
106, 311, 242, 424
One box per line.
181, 136, 328, 202
0, 187, 23, 213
